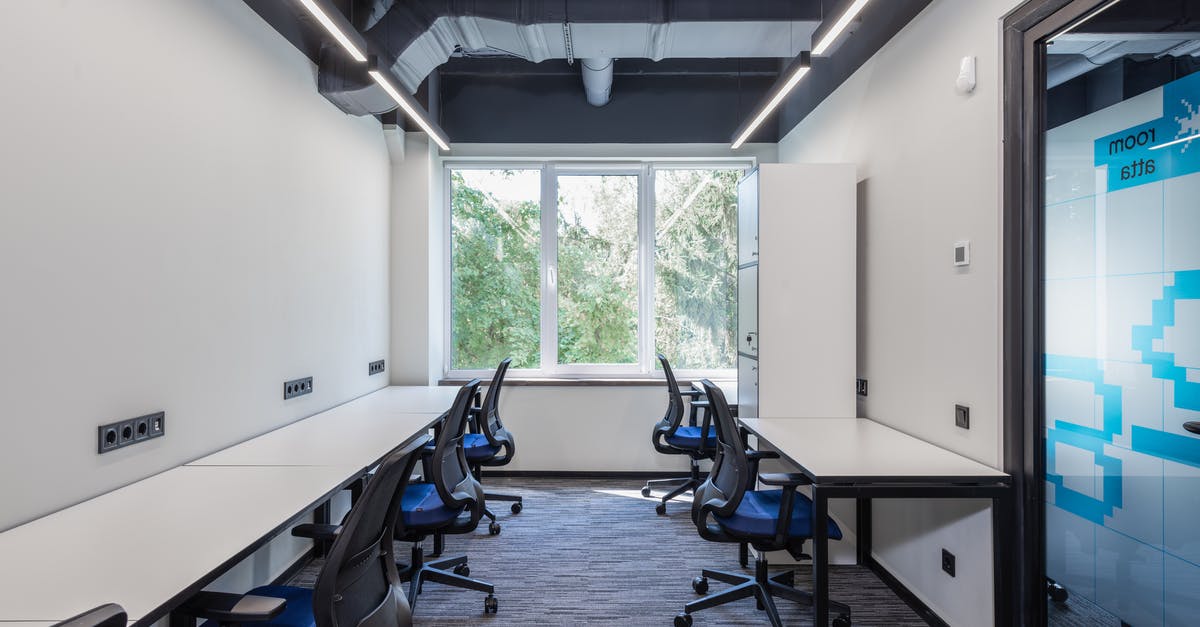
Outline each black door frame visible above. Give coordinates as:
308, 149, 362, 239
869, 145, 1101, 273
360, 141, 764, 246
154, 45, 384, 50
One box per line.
1002, 1, 1121, 625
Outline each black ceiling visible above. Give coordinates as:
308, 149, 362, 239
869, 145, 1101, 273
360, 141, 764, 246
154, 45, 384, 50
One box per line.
244, 0, 932, 144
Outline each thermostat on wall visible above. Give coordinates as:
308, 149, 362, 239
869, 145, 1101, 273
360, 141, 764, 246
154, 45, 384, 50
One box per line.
953, 241, 970, 267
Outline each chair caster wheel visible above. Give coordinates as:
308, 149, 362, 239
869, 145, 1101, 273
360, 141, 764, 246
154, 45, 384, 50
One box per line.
674, 613, 693, 627
832, 614, 851, 627
692, 576, 709, 595
656, 503, 667, 516
511, 502, 522, 514
489, 522, 501, 535
484, 594, 498, 614
641, 487, 652, 497
454, 564, 470, 577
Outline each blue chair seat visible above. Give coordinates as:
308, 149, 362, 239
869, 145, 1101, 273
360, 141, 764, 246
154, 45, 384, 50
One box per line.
200, 585, 313, 627
714, 489, 843, 540
401, 482, 464, 528
463, 432, 501, 461
664, 425, 717, 449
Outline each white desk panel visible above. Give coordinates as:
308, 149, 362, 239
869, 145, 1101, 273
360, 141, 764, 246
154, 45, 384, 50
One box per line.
739, 418, 1007, 482
188, 410, 441, 467
692, 380, 738, 405
347, 386, 461, 415
0, 465, 357, 622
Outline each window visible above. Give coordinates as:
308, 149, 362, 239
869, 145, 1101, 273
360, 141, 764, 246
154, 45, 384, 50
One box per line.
447, 162, 747, 378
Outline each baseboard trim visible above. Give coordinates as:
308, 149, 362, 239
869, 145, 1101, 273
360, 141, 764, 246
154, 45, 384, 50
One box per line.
481, 470, 698, 480
865, 556, 950, 627
271, 547, 315, 586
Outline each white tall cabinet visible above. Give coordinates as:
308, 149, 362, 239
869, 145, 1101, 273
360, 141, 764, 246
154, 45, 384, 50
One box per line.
737, 164, 857, 419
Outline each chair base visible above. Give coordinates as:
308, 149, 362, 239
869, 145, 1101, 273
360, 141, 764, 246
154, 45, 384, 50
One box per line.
641, 461, 704, 515
397, 544, 497, 614
677, 557, 851, 627
481, 492, 524, 527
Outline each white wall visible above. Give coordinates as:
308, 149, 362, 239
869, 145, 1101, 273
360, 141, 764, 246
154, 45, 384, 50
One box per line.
0, 0, 391, 544
776, 0, 1021, 624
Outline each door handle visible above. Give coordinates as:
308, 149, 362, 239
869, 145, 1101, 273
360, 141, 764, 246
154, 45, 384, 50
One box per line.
1185, 421, 1200, 435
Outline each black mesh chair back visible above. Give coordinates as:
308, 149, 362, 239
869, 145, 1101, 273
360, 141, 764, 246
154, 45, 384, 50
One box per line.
430, 380, 484, 520
53, 604, 126, 627
656, 353, 688, 436
692, 379, 750, 532
476, 358, 515, 460
311, 438, 426, 627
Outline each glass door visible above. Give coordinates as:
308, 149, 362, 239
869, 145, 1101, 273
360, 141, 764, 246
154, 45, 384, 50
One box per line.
1040, 2, 1200, 624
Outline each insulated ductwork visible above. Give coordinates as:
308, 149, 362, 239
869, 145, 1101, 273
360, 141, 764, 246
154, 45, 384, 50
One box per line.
581, 58, 613, 106
312, 0, 821, 116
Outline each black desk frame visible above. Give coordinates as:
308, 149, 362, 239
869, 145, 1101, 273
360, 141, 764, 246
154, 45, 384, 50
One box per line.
741, 427, 1014, 627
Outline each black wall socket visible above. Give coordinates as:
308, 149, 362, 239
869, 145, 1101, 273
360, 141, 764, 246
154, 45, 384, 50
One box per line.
955, 404, 970, 429
942, 549, 956, 577
284, 376, 313, 399
97, 411, 165, 454
369, 359, 386, 375
856, 378, 868, 396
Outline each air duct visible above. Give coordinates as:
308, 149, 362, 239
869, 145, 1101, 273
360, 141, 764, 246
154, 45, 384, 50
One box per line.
581, 58, 613, 106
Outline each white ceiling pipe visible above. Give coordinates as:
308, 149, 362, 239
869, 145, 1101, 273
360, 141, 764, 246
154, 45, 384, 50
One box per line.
581, 57, 613, 106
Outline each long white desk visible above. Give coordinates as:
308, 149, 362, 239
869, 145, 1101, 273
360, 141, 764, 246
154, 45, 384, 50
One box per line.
690, 379, 737, 406
187, 409, 442, 467
0, 465, 360, 624
738, 418, 1012, 626
0, 385, 462, 625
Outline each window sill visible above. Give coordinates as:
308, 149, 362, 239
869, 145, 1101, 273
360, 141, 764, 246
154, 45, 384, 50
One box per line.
437, 377, 735, 387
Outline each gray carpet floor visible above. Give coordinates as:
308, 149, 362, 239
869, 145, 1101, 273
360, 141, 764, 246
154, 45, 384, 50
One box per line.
289, 477, 926, 626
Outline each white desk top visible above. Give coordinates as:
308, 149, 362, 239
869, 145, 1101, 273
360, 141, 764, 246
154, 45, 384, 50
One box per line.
189, 385, 456, 467
187, 409, 441, 467
739, 418, 1008, 483
0, 464, 358, 622
348, 385, 462, 414
691, 380, 737, 405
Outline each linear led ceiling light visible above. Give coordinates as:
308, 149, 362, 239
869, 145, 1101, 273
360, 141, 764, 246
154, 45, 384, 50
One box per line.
296, 0, 367, 62
811, 0, 871, 56
368, 57, 451, 151
1047, 0, 1123, 44
731, 53, 810, 149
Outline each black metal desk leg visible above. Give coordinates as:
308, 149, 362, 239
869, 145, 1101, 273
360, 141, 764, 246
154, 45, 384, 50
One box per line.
813, 486, 830, 626
856, 497, 872, 565
992, 491, 1013, 626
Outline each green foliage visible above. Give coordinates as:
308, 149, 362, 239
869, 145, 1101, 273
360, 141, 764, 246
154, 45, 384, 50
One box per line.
450, 170, 541, 369
557, 175, 639, 364
450, 167, 738, 372
654, 169, 739, 369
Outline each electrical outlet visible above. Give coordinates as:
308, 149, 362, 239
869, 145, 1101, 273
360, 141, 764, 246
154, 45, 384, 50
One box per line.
97, 411, 165, 454
98, 424, 121, 454
955, 404, 970, 429
369, 359, 386, 376
284, 376, 313, 400
147, 412, 165, 437
942, 549, 956, 577
856, 378, 868, 396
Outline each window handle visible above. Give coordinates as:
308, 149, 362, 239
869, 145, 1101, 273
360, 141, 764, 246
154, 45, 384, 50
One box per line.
548, 267, 557, 288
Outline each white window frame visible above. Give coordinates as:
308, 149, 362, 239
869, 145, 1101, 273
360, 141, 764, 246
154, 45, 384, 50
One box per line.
444, 158, 752, 380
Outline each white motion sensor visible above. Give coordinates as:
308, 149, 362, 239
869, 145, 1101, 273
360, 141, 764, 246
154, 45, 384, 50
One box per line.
956, 56, 977, 94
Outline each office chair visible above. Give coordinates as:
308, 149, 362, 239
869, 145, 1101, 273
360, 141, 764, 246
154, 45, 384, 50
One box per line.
176, 437, 429, 627
464, 358, 522, 535
53, 604, 126, 627
644, 354, 715, 515
396, 379, 498, 614
674, 380, 852, 627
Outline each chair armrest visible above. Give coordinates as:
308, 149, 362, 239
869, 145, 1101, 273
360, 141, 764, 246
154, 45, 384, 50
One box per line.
177, 591, 286, 623
746, 450, 780, 461
679, 389, 704, 398
758, 472, 811, 487
290, 523, 342, 541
